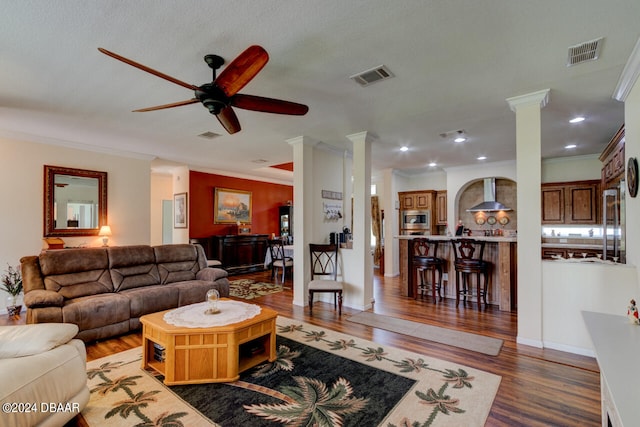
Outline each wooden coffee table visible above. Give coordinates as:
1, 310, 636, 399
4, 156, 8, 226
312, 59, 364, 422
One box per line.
140, 302, 278, 385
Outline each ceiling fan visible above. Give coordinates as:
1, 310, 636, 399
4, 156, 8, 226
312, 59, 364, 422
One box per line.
98, 45, 309, 134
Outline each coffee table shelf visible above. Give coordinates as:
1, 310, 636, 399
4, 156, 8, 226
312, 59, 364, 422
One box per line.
140, 304, 278, 385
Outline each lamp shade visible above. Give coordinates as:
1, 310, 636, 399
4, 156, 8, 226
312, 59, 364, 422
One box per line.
99, 225, 112, 236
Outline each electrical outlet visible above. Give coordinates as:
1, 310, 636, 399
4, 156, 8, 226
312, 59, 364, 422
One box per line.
442, 273, 448, 281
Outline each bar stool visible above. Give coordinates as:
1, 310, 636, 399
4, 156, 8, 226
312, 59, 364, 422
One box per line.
411, 238, 445, 303
452, 238, 490, 308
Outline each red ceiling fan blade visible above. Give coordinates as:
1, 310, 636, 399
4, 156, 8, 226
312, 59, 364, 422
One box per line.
215, 45, 268, 97
98, 48, 198, 91
216, 106, 241, 134
133, 98, 199, 112
232, 94, 309, 115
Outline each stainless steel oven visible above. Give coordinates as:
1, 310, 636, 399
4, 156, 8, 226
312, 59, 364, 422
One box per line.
401, 210, 430, 232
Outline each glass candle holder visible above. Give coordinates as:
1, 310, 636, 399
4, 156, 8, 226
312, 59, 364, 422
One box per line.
205, 289, 220, 314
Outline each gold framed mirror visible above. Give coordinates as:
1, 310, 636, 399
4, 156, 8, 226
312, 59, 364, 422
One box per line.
44, 165, 107, 237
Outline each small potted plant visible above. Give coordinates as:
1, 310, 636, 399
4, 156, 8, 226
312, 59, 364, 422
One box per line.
2, 264, 23, 317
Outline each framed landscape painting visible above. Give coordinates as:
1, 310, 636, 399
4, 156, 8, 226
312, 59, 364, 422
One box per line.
214, 188, 252, 224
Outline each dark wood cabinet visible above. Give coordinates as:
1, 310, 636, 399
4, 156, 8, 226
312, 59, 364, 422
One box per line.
211, 234, 269, 275
542, 247, 602, 260
599, 124, 625, 189
541, 180, 599, 225
399, 190, 434, 210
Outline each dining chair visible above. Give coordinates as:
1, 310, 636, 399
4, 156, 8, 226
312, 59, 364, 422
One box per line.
308, 243, 343, 315
267, 238, 293, 284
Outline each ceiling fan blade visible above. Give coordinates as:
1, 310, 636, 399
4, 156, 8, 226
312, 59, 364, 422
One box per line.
216, 106, 241, 134
232, 94, 309, 115
215, 45, 268, 97
133, 98, 199, 112
98, 47, 198, 91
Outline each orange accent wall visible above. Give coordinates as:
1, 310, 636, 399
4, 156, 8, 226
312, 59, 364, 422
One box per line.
189, 170, 293, 238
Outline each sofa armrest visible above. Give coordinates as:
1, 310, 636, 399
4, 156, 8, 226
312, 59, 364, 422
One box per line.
24, 289, 64, 308
196, 267, 228, 282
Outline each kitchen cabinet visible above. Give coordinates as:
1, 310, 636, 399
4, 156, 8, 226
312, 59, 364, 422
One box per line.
211, 234, 269, 275
279, 205, 293, 238
541, 180, 600, 225
399, 190, 434, 210
435, 191, 447, 225
599, 124, 625, 189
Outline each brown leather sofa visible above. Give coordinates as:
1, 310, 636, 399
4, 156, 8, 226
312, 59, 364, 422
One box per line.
20, 244, 230, 342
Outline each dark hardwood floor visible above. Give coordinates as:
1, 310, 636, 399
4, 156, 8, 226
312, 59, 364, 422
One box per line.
5, 268, 601, 426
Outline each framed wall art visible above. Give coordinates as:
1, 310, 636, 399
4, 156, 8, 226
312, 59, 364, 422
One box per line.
214, 188, 252, 224
174, 192, 188, 228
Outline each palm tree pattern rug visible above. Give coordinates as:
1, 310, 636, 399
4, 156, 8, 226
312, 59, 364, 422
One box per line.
228, 279, 284, 299
83, 317, 500, 426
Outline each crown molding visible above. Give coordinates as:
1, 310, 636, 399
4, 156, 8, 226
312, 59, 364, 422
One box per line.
613, 37, 640, 102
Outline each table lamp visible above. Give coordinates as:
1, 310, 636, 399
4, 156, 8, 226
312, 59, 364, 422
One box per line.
99, 225, 112, 247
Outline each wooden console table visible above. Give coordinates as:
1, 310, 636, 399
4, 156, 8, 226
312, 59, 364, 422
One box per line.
140, 304, 277, 385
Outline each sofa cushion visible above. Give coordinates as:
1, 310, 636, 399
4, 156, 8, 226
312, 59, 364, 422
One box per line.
167, 279, 228, 306
120, 285, 179, 318
40, 248, 113, 298
63, 293, 130, 331
0, 324, 79, 358
0, 339, 89, 427
108, 245, 161, 291
154, 244, 201, 284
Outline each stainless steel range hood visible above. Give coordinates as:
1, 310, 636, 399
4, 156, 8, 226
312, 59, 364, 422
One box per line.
466, 178, 513, 212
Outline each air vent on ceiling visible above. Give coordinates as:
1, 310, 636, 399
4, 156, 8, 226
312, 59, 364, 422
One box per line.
197, 131, 221, 139
350, 65, 394, 87
567, 37, 604, 66
252, 159, 268, 164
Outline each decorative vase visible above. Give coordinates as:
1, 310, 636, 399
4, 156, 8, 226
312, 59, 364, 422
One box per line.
6, 295, 22, 318
205, 289, 220, 314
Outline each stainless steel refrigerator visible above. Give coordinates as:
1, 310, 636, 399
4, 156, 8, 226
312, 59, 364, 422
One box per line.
602, 181, 626, 263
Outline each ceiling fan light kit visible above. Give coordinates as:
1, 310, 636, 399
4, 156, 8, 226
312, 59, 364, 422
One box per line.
98, 45, 308, 134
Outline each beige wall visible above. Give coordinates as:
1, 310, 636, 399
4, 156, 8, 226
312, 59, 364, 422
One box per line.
624, 73, 640, 280
0, 136, 152, 278
542, 154, 602, 183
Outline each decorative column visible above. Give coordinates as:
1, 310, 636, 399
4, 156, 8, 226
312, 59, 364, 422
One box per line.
506, 88, 549, 348
345, 131, 374, 311
287, 135, 316, 307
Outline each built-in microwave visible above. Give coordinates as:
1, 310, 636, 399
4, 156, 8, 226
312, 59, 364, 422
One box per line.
402, 210, 430, 231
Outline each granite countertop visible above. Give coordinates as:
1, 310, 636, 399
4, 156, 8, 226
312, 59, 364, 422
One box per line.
541, 243, 603, 250
395, 235, 517, 243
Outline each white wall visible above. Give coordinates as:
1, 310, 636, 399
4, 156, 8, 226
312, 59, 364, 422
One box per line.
0, 136, 152, 305
542, 261, 637, 355
624, 79, 640, 278
542, 154, 602, 183
171, 166, 190, 244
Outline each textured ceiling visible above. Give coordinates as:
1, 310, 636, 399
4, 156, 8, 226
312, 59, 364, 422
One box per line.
1, 1, 638, 182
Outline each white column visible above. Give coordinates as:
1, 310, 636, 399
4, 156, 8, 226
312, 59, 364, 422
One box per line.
506, 88, 549, 348
287, 135, 316, 307
345, 131, 374, 311
381, 168, 398, 276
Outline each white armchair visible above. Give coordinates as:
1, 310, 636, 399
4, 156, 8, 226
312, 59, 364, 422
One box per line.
0, 323, 89, 427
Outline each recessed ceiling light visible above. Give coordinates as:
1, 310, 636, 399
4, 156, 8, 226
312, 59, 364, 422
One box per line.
400, 146, 409, 152
565, 144, 577, 149
428, 162, 437, 167
477, 156, 487, 160
454, 136, 467, 143
569, 117, 585, 123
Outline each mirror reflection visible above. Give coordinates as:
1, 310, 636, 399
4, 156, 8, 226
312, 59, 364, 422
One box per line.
44, 165, 107, 237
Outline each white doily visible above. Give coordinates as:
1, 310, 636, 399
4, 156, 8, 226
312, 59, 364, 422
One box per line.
163, 300, 262, 328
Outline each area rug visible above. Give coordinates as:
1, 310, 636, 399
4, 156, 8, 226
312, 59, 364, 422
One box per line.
229, 279, 283, 299
347, 312, 504, 356
83, 316, 500, 426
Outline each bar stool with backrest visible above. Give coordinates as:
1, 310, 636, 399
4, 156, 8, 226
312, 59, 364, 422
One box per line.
452, 238, 490, 308
411, 238, 445, 303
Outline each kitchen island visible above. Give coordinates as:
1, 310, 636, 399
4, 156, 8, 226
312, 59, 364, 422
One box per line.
397, 235, 517, 311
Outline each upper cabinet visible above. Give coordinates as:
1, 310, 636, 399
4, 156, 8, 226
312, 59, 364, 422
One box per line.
541, 180, 600, 225
599, 124, 625, 190
399, 190, 434, 210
